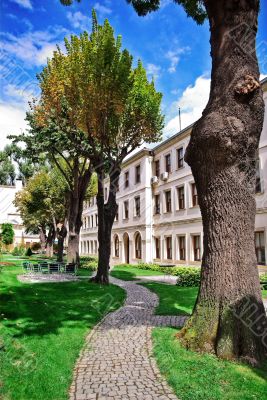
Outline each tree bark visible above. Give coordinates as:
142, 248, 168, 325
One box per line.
46, 225, 55, 258
179, 0, 267, 365
39, 225, 46, 254
57, 223, 67, 262
67, 160, 92, 264
92, 162, 120, 284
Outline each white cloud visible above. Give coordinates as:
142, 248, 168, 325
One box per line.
146, 63, 161, 80
164, 75, 210, 136
94, 2, 112, 16
67, 11, 91, 31
165, 46, 190, 73
0, 26, 68, 67
10, 0, 32, 10
0, 103, 28, 150
260, 74, 267, 81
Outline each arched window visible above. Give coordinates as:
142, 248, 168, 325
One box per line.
135, 233, 142, 259
114, 235, 119, 257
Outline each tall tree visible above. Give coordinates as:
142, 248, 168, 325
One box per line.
11, 79, 93, 264
14, 170, 67, 258
53, 13, 163, 283
122, 0, 267, 365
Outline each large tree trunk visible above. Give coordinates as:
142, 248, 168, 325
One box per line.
57, 222, 67, 262
92, 163, 120, 284
179, 0, 267, 365
46, 225, 55, 258
67, 161, 92, 264
39, 226, 46, 254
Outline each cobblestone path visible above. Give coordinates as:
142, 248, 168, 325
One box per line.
69, 277, 187, 400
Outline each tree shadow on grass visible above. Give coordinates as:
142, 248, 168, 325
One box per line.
0, 279, 125, 339
110, 270, 137, 281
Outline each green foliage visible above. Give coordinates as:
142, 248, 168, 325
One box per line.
127, 0, 207, 24
25, 247, 33, 257
14, 169, 66, 235
12, 246, 25, 256
79, 256, 98, 271
260, 273, 267, 289
0, 223, 15, 246
115, 262, 200, 286
0, 147, 16, 186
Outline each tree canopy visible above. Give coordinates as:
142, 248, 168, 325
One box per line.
0, 223, 15, 246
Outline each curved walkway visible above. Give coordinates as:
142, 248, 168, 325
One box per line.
69, 277, 187, 400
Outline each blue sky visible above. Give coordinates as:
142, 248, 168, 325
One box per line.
0, 0, 267, 148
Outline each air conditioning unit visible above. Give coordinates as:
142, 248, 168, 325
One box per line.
161, 172, 169, 181
151, 176, 159, 185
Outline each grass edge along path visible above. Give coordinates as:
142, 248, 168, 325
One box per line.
0, 259, 125, 400
110, 265, 166, 281
153, 327, 267, 400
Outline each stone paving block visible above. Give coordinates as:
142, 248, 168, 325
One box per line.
69, 277, 187, 400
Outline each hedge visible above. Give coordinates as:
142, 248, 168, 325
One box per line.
79, 255, 98, 271
115, 262, 200, 287
260, 273, 267, 290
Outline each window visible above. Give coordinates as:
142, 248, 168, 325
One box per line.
135, 196, 141, 217
95, 214, 98, 226
192, 183, 198, 206
91, 215, 94, 227
104, 187, 108, 201
125, 171, 129, 188
114, 235, 119, 258
155, 160, 160, 177
165, 154, 171, 173
135, 233, 142, 259
154, 194, 160, 214
124, 201, 129, 219
193, 235, 201, 261
177, 186, 185, 210
115, 206, 119, 221
255, 231, 265, 265
135, 165, 141, 183
255, 159, 262, 194
165, 190, 172, 213
177, 147, 184, 169
178, 236, 186, 261
166, 237, 172, 260
155, 237, 160, 259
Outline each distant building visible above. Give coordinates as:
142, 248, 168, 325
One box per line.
80, 79, 267, 266
0, 180, 38, 248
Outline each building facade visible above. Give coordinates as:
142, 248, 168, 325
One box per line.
0, 180, 38, 248
80, 79, 267, 266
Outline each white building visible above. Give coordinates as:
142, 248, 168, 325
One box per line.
80, 79, 267, 266
0, 180, 38, 248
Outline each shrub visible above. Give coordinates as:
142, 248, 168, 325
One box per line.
260, 273, 267, 290
114, 262, 201, 286
12, 246, 25, 256
25, 247, 33, 257
79, 256, 98, 271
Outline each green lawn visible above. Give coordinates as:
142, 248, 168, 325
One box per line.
0, 256, 125, 400
140, 282, 198, 315
153, 328, 267, 400
110, 265, 166, 280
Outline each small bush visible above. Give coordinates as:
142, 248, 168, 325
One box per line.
260, 273, 267, 290
12, 246, 25, 256
115, 262, 200, 286
79, 256, 98, 271
25, 247, 33, 257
